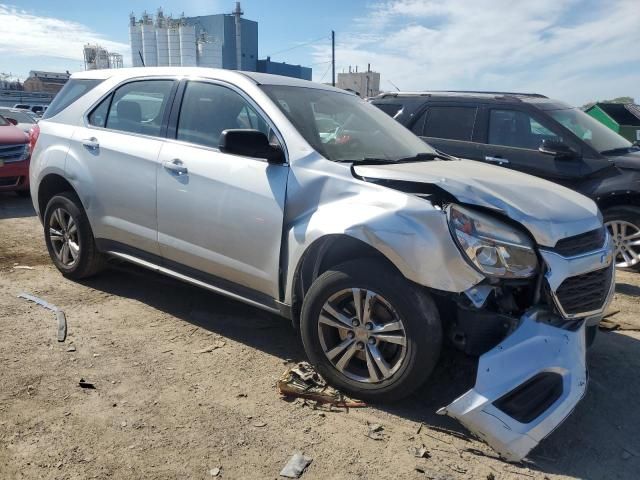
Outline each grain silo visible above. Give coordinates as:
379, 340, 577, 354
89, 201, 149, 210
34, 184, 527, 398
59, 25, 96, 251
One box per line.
141, 12, 157, 67
129, 13, 143, 67
179, 24, 197, 67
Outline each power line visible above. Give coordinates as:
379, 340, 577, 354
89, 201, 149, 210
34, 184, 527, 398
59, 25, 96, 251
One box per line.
319, 62, 333, 82
265, 34, 330, 58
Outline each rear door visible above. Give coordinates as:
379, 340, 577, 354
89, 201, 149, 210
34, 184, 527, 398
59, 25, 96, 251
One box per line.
156, 79, 289, 300
479, 107, 584, 187
410, 102, 484, 159
70, 78, 177, 255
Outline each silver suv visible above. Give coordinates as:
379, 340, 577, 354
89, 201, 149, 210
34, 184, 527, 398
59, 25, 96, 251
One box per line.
30, 68, 614, 461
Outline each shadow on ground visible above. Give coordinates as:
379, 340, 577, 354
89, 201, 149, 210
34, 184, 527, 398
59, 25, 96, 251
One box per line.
616, 282, 640, 297
81, 262, 640, 480
0, 193, 35, 220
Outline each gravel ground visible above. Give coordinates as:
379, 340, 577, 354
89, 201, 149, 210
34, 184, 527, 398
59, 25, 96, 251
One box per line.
1, 192, 639, 480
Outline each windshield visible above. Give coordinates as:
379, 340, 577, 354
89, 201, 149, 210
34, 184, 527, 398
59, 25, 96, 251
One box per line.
260, 85, 436, 162
0, 109, 35, 124
549, 108, 632, 154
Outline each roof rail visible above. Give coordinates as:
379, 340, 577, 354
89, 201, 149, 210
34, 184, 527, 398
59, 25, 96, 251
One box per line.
374, 90, 548, 99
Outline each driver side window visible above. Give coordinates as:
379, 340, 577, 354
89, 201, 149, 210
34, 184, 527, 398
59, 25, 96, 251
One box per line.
177, 81, 271, 149
488, 109, 560, 150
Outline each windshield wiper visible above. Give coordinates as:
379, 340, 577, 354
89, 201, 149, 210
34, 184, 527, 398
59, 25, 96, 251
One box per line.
339, 152, 448, 165
600, 146, 637, 155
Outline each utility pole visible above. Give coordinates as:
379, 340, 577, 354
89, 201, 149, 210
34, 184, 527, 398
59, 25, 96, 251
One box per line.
331, 30, 335, 87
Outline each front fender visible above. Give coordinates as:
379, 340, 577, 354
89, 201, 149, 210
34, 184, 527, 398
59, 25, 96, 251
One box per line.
282, 189, 484, 304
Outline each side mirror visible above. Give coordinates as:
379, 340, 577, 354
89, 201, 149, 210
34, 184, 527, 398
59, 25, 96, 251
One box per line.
539, 139, 578, 159
219, 129, 285, 164
5, 117, 18, 126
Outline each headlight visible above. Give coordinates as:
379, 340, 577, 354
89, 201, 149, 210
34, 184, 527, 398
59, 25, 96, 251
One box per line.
447, 204, 538, 278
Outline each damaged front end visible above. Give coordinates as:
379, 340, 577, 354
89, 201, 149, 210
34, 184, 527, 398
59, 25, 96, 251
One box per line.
439, 229, 615, 462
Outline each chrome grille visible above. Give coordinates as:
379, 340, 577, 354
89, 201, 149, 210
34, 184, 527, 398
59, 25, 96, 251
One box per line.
552, 227, 606, 257
0, 143, 29, 163
554, 265, 613, 316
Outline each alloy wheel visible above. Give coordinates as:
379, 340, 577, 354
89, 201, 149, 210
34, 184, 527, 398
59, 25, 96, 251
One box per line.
606, 220, 640, 268
317, 288, 407, 384
49, 207, 80, 267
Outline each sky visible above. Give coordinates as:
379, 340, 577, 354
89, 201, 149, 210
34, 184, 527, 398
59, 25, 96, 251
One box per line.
1, 0, 638, 106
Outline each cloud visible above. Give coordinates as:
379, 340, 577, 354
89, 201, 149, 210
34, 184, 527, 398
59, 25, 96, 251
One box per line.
315, 0, 640, 105
0, 4, 130, 72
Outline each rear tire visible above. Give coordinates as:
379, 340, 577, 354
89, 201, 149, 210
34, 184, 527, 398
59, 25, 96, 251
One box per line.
604, 206, 640, 271
43, 192, 105, 279
300, 259, 442, 402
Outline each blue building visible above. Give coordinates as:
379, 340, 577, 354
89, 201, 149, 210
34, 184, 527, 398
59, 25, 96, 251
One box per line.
256, 57, 312, 81
184, 13, 258, 71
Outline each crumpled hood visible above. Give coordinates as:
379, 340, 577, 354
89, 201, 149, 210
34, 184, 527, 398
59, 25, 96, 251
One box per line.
354, 159, 601, 247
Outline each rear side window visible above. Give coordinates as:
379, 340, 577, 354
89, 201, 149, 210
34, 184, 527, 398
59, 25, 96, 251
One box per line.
103, 80, 174, 137
375, 103, 403, 118
421, 106, 477, 141
176, 81, 269, 149
42, 79, 102, 119
489, 109, 560, 149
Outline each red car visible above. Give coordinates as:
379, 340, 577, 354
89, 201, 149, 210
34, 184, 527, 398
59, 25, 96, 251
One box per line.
0, 114, 32, 196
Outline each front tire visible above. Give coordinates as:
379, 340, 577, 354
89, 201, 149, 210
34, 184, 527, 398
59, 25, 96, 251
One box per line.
300, 259, 442, 402
43, 192, 105, 279
604, 206, 640, 271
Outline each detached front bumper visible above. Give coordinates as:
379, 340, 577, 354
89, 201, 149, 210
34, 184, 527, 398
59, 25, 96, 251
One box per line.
438, 308, 589, 461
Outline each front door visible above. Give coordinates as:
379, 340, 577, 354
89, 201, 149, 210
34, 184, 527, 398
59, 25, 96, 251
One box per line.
156, 80, 288, 300
481, 108, 584, 188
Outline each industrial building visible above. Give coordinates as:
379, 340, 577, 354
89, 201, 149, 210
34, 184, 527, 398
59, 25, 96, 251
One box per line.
128, 2, 311, 80
337, 66, 380, 98
257, 57, 311, 81
22, 71, 70, 94
83, 44, 124, 71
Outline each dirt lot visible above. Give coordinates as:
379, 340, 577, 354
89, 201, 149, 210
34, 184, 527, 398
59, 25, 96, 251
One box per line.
1, 192, 639, 480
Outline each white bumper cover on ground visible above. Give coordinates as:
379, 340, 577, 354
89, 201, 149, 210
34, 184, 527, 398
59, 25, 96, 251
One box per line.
438, 309, 588, 462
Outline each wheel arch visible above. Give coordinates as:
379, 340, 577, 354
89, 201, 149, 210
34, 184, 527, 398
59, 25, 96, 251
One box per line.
37, 173, 79, 221
289, 234, 410, 327
596, 192, 640, 212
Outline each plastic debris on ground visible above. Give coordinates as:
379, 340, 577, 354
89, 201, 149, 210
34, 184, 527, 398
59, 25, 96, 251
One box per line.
279, 452, 313, 478
277, 362, 365, 409
365, 422, 387, 441
17, 292, 67, 342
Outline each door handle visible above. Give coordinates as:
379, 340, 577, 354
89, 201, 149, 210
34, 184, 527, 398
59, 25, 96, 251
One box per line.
163, 158, 188, 175
484, 155, 510, 165
82, 137, 99, 150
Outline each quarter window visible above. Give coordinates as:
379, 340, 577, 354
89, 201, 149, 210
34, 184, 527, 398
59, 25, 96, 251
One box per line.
489, 109, 560, 149
103, 80, 174, 136
177, 82, 270, 149
421, 106, 477, 141
88, 94, 111, 127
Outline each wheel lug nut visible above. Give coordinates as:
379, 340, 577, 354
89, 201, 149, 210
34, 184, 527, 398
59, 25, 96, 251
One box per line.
356, 341, 365, 350
347, 331, 355, 339
365, 322, 373, 331
368, 337, 376, 345
351, 319, 360, 327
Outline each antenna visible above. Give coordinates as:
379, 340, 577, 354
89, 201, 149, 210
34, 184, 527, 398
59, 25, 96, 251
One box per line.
388, 80, 400, 91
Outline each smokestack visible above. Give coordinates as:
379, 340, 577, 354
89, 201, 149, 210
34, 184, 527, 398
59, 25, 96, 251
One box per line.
233, 2, 243, 70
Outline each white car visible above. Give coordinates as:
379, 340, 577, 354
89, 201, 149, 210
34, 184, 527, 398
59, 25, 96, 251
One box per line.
29, 67, 614, 461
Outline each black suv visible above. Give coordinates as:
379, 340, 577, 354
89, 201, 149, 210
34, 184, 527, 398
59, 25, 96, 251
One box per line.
371, 91, 640, 270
